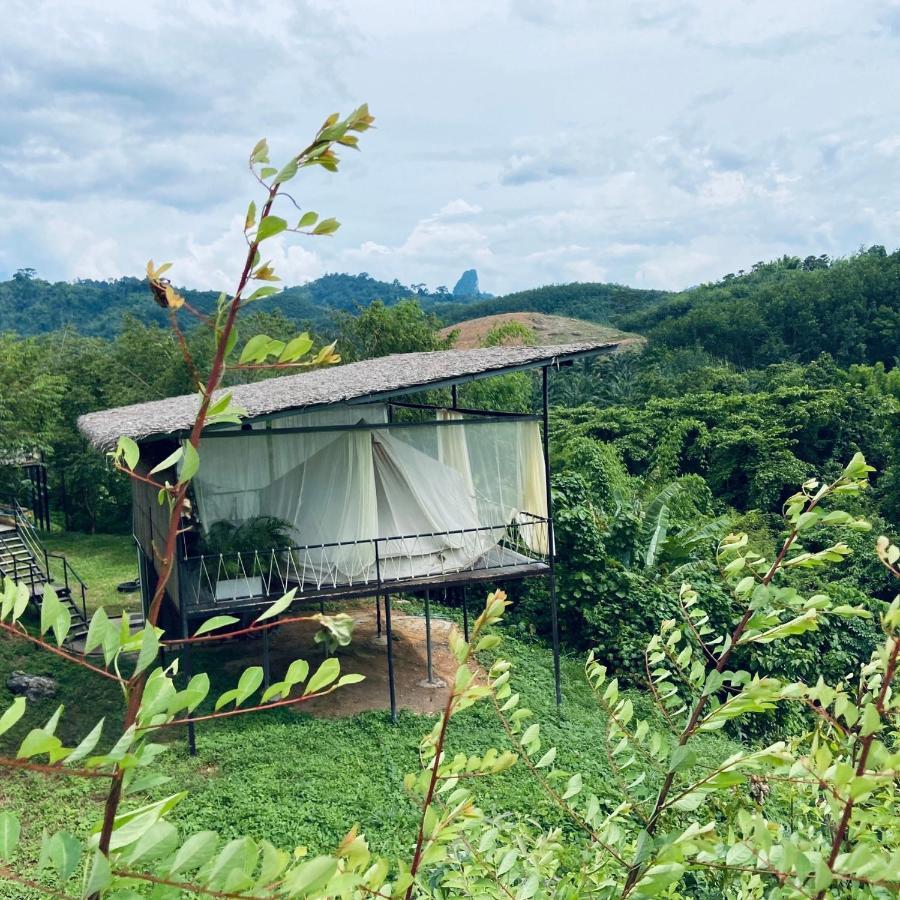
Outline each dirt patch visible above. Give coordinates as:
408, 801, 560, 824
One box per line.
216, 600, 457, 717
439, 312, 641, 350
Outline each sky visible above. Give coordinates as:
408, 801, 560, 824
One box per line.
2, 0, 900, 296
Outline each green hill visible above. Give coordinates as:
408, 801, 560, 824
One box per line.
618, 246, 900, 367
0, 271, 467, 338
437, 281, 670, 326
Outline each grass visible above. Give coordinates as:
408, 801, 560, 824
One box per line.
0, 577, 746, 897
42, 531, 140, 615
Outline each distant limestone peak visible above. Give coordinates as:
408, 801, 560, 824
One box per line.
452, 269, 480, 297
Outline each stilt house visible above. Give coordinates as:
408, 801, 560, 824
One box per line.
78, 341, 622, 719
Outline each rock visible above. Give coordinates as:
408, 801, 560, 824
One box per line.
7, 670, 58, 701
452, 269, 480, 297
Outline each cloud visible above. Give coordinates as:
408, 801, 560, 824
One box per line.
2, 0, 900, 298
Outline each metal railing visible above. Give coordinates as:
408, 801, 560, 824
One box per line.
0, 497, 88, 620
181, 513, 549, 610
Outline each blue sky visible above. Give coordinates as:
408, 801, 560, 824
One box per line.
2, 0, 900, 295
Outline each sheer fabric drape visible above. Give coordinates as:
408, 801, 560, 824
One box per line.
187, 405, 549, 581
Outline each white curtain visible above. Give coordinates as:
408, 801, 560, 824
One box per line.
515, 421, 549, 554
186, 406, 550, 584
437, 410, 476, 498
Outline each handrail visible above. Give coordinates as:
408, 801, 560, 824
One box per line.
183, 512, 549, 562
0, 498, 89, 621
181, 514, 550, 610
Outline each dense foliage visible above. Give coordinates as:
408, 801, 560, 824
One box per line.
0, 271, 472, 339
438, 280, 668, 326
619, 246, 900, 368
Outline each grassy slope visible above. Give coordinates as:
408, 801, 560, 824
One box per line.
0, 535, 741, 895
42, 532, 140, 616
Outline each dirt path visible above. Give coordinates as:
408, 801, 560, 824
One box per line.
215, 600, 458, 717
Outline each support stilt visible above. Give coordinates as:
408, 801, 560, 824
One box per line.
384, 592, 397, 722
424, 589, 435, 684
542, 365, 562, 707
375, 593, 382, 638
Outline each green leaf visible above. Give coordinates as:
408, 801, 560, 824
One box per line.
283, 855, 338, 895
194, 615, 240, 638
298, 211, 318, 228
47, 831, 81, 881
278, 334, 314, 363
245, 286, 280, 303
536, 747, 557, 769
235, 667, 264, 705
0, 697, 26, 738
255, 589, 296, 624
305, 657, 340, 695
741, 609, 818, 645
275, 159, 298, 183
336, 673, 365, 687
169, 830, 219, 876
39, 585, 70, 647
126, 820, 179, 865
668, 745, 697, 773
132, 624, 160, 677
84, 850, 111, 895
149, 446, 184, 476
0, 812, 20, 860
84, 607, 110, 655
239, 334, 271, 364
497, 849, 517, 876
284, 659, 309, 688
180, 442, 200, 483
256, 216, 288, 242
66, 718, 104, 764
117, 435, 140, 470
260, 166, 277, 179
860, 703, 881, 736
312, 217, 340, 236
181, 673, 211, 713
250, 138, 269, 164
562, 772, 583, 800
17, 728, 62, 760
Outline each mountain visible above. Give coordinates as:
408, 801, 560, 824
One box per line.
436, 281, 670, 326
452, 269, 481, 297
0, 270, 480, 338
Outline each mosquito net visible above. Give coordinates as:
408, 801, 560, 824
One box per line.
186, 404, 547, 583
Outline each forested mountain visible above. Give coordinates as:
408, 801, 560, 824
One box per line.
619, 246, 900, 367
438, 281, 670, 325
0, 270, 467, 338
4, 247, 900, 369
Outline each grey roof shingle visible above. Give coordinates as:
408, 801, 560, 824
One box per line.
77, 340, 624, 449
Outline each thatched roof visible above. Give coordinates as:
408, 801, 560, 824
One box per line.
78, 340, 623, 449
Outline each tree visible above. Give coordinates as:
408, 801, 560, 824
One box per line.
335, 298, 456, 361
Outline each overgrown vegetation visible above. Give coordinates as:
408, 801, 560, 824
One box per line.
1, 107, 899, 897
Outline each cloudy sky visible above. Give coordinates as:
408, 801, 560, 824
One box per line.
2, 0, 900, 296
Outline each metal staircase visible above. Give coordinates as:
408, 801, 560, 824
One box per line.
0, 500, 89, 645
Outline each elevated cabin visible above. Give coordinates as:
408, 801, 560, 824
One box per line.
78, 341, 622, 726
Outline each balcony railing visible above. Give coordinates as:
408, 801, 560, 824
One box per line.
180, 513, 549, 611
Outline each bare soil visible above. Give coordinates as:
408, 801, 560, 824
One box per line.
439, 311, 640, 350
215, 600, 457, 718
